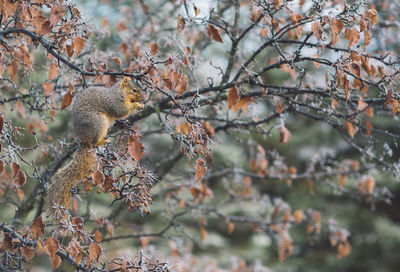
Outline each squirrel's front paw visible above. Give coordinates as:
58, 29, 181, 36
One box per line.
134, 102, 145, 110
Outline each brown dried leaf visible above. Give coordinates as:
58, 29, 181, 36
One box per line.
11, 162, 20, 178
16, 100, 25, 118
88, 242, 102, 263
232, 97, 253, 115
49, 5, 64, 25
200, 226, 207, 241
73, 37, 85, 56
60, 91, 72, 110
44, 237, 61, 270
17, 189, 24, 201
364, 177, 375, 194
357, 97, 367, 111
311, 21, 323, 40
48, 62, 59, 81
279, 126, 291, 144
150, 42, 159, 55
195, 157, 207, 183
365, 107, 374, 118
102, 175, 114, 192
128, 135, 144, 161
175, 74, 188, 96
227, 86, 240, 109
260, 28, 268, 37
207, 24, 223, 43
140, 237, 149, 247
0, 115, 3, 134
0, 160, 4, 175
32, 216, 45, 240
293, 210, 304, 224
43, 82, 54, 96
94, 230, 102, 243
338, 241, 351, 259
344, 28, 360, 48
21, 246, 35, 262
366, 120, 372, 135
92, 170, 104, 186
339, 174, 346, 189
227, 221, 235, 235
331, 18, 344, 46
365, 9, 378, 26
345, 120, 357, 138
349, 62, 360, 77
177, 14, 185, 35
66, 43, 74, 57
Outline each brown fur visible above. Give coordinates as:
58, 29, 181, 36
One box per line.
46, 77, 144, 215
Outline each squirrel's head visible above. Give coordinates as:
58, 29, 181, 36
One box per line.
120, 77, 144, 103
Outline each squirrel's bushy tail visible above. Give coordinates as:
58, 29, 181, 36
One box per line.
47, 146, 97, 212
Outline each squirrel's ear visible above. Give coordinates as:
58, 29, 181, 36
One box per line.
120, 77, 131, 90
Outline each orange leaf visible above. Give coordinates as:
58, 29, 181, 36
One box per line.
176, 122, 191, 135
366, 120, 372, 135
200, 226, 207, 241
60, 91, 72, 110
94, 230, 102, 243
113, 57, 122, 66
88, 242, 102, 263
177, 14, 185, 35
49, 61, 58, 80
357, 97, 367, 111
175, 74, 188, 96
227, 221, 235, 235
279, 126, 291, 144
73, 37, 85, 56
293, 210, 304, 223
195, 157, 207, 183
331, 18, 344, 46
16, 100, 25, 118
43, 82, 54, 95
364, 176, 375, 194
345, 120, 357, 138
44, 237, 61, 270
338, 241, 351, 259
140, 237, 149, 247
21, 246, 35, 262
17, 188, 24, 201
207, 24, 223, 43
232, 97, 253, 115
365, 9, 378, 26
344, 28, 360, 48
260, 28, 268, 37
332, 98, 339, 109
227, 86, 239, 109
339, 174, 346, 189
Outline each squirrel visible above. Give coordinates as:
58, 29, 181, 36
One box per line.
47, 77, 144, 214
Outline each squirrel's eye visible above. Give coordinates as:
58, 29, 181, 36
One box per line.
131, 89, 137, 93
